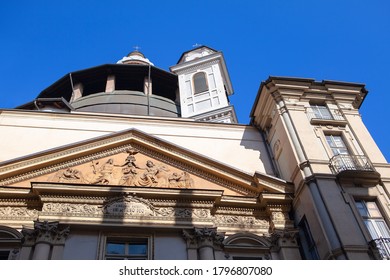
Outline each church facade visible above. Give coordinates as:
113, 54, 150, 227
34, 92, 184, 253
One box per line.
0, 46, 389, 260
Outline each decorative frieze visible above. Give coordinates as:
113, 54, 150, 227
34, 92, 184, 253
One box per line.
213, 214, 269, 228
0, 207, 38, 220
42, 203, 100, 216
41, 194, 212, 220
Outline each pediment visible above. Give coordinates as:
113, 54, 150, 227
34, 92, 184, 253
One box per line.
0, 129, 291, 197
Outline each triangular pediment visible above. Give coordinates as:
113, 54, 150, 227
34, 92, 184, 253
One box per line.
0, 129, 291, 197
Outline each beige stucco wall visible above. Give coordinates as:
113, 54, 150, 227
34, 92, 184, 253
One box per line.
343, 113, 387, 163
0, 110, 274, 176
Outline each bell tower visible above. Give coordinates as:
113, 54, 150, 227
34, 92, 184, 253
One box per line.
171, 46, 237, 123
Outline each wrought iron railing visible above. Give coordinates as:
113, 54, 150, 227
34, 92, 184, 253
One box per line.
329, 154, 374, 173
370, 237, 390, 260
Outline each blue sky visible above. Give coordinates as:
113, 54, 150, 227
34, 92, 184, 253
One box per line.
1, 1, 389, 161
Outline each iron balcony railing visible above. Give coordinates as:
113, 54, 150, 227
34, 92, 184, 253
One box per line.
329, 154, 375, 173
370, 237, 390, 260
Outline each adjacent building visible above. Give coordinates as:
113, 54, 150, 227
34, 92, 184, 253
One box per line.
0, 46, 389, 260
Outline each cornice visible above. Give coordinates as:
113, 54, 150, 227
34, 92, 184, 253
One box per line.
173, 59, 220, 75
0, 128, 264, 196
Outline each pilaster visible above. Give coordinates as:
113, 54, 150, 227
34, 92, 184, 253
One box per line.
270, 229, 301, 260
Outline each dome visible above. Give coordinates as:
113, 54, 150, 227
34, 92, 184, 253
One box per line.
71, 90, 180, 117
117, 50, 154, 65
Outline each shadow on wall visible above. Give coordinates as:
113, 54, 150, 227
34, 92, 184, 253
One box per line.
239, 126, 278, 176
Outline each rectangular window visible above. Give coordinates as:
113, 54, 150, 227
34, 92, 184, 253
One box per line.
298, 216, 319, 260
356, 200, 390, 259
355, 201, 390, 239
326, 134, 357, 171
325, 135, 349, 156
310, 104, 333, 120
104, 237, 149, 260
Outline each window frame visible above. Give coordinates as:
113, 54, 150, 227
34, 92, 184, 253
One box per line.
192, 72, 209, 95
355, 200, 390, 240
310, 104, 333, 120
0, 226, 22, 260
99, 233, 152, 260
325, 134, 350, 156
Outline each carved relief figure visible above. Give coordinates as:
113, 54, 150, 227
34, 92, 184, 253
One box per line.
118, 166, 138, 186
168, 172, 193, 188
92, 158, 115, 185
139, 160, 159, 185
49, 146, 195, 188
52, 167, 84, 184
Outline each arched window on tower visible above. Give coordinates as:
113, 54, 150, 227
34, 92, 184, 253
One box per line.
193, 72, 208, 94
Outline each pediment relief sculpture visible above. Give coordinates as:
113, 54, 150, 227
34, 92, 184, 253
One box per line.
47, 148, 195, 189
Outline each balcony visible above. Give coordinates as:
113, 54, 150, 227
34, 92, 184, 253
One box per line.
369, 238, 390, 260
329, 154, 380, 184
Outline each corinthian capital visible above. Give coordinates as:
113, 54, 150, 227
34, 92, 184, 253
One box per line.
183, 227, 225, 246
22, 220, 70, 245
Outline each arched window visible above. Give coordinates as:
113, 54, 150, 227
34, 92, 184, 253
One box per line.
0, 226, 22, 260
193, 72, 208, 94
223, 232, 272, 260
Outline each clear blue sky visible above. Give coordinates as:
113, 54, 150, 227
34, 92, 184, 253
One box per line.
1, 1, 389, 161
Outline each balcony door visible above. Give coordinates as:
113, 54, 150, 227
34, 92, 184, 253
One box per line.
356, 201, 390, 259
326, 135, 355, 170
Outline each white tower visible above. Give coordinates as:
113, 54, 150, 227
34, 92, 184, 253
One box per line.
170, 46, 237, 123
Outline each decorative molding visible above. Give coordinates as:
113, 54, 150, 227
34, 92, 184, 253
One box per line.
37, 193, 275, 230
0, 207, 38, 220
42, 203, 100, 216
0, 133, 134, 174
41, 194, 212, 221
0, 144, 132, 186
0, 133, 256, 196
269, 229, 299, 248
131, 143, 253, 195
174, 59, 220, 75
0, 198, 40, 207
215, 207, 256, 215
183, 227, 225, 248
46, 148, 195, 189
213, 215, 269, 228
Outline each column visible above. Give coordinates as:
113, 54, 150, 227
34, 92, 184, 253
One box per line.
106, 75, 115, 93
144, 76, 152, 95
70, 83, 83, 102
183, 227, 224, 260
21, 221, 70, 260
